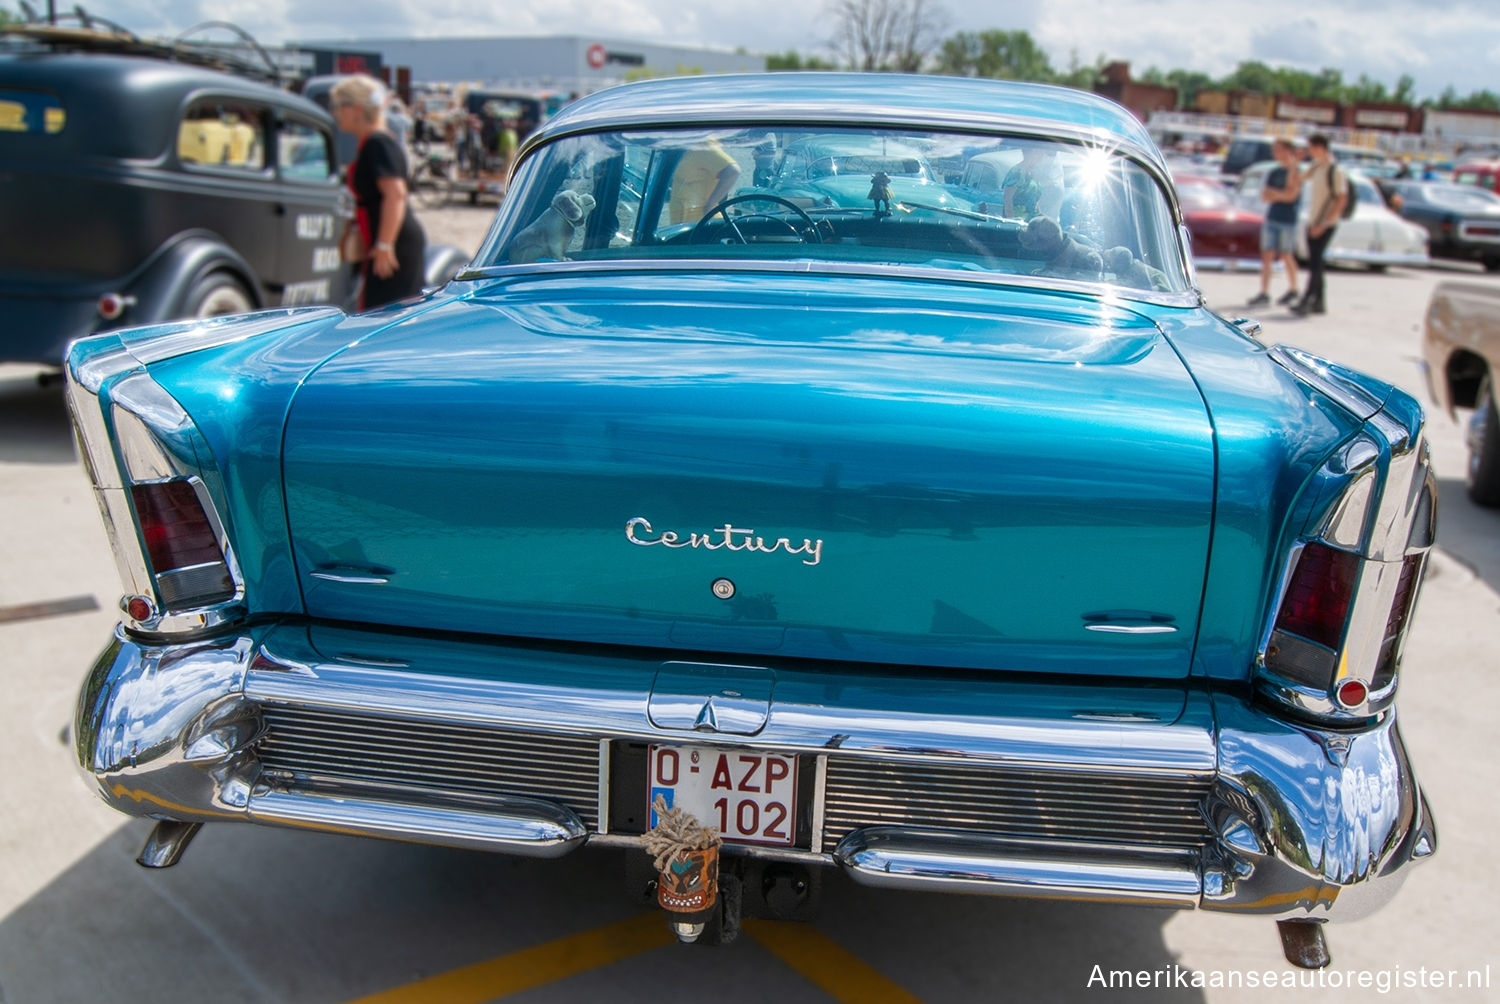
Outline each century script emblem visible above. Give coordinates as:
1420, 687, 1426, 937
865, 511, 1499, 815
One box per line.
625, 517, 823, 567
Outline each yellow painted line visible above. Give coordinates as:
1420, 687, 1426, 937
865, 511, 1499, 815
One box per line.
744, 919, 925, 1004
343, 912, 675, 1004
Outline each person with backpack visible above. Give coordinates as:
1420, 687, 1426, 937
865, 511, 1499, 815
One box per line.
1291, 134, 1348, 316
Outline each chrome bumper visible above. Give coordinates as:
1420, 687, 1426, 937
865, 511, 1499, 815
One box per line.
1326, 249, 1431, 268
74, 622, 1435, 920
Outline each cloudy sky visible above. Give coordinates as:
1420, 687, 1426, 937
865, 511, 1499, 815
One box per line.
72, 0, 1500, 102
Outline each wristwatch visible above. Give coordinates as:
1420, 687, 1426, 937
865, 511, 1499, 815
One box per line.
374, 241, 394, 252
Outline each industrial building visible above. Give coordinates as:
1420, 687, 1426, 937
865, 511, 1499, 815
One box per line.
293, 35, 764, 94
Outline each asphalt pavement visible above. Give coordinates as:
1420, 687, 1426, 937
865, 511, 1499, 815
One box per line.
1, 210, 1496, 1002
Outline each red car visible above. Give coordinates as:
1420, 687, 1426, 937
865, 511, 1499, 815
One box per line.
1174, 173, 1263, 269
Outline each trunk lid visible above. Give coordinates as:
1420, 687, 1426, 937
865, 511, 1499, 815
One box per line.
283, 273, 1215, 678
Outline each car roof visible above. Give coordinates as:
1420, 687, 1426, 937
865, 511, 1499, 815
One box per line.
529, 73, 1165, 173
0, 49, 331, 159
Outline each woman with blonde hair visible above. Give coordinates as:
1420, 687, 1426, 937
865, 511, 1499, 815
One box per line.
331, 74, 426, 309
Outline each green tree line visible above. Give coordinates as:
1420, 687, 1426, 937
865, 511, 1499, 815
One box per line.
769, 27, 1500, 113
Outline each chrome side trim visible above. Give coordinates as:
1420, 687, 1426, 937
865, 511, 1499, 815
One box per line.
833, 827, 1201, 907
1084, 624, 1177, 635
309, 571, 392, 585
1268, 345, 1387, 421
125, 307, 343, 366
248, 787, 587, 857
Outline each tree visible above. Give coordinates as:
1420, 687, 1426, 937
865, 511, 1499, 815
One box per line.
1344, 74, 1390, 104
1055, 49, 1107, 90
766, 50, 839, 71
1393, 74, 1416, 105
1434, 88, 1500, 112
826, 0, 949, 72
1164, 69, 1216, 109
934, 29, 1053, 81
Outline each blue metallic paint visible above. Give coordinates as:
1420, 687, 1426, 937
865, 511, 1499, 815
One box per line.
280, 274, 1215, 676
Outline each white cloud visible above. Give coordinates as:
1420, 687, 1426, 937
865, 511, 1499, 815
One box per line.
67, 0, 1500, 100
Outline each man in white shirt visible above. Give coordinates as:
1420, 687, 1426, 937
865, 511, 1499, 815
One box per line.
1291, 134, 1347, 316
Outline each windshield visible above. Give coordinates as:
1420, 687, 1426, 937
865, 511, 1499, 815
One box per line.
475, 125, 1191, 295
1421, 184, 1500, 210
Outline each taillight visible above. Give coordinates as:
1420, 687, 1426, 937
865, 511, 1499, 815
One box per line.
1273, 542, 1360, 650
97, 292, 135, 321
130, 480, 235, 609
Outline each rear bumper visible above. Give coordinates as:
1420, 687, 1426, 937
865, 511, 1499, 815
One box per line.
1325, 248, 1430, 268
74, 621, 1435, 920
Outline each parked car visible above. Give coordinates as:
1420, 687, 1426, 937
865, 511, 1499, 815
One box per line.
1218, 133, 1276, 180
0, 22, 352, 365
1422, 281, 1500, 503
1172, 172, 1262, 269
1235, 160, 1429, 270
1452, 159, 1500, 194
1390, 180, 1500, 271
0, 24, 470, 367
66, 73, 1436, 964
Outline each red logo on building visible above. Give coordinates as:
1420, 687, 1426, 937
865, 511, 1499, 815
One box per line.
586, 43, 607, 69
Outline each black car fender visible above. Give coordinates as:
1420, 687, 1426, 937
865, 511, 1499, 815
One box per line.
120, 231, 264, 325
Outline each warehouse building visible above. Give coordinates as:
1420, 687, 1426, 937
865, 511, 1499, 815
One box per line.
293, 35, 764, 93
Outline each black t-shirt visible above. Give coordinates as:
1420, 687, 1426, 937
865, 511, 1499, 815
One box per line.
351, 131, 421, 251
1265, 166, 1297, 224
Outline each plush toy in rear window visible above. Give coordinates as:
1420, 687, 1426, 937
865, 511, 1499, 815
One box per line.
1019, 216, 1102, 278
509, 189, 597, 264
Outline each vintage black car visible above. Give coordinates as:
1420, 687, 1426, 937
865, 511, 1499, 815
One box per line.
2, 23, 348, 365
1390, 179, 1500, 271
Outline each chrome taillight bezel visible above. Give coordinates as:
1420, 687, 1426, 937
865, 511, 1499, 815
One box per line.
1256, 418, 1435, 725
66, 346, 245, 637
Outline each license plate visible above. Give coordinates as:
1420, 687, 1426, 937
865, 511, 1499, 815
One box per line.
648, 745, 798, 846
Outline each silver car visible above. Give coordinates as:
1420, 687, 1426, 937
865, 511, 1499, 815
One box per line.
1235, 160, 1429, 270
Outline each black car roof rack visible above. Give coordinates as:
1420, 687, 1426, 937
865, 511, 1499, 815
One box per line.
1, 8, 283, 84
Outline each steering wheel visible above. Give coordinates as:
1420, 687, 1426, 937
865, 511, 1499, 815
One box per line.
692, 194, 823, 244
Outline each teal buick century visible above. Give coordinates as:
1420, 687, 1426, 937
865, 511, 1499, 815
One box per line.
66, 73, 1435, 963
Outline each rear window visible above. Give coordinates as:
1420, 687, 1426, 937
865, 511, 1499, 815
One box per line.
476, 125, 1192, 296
178, 98, 267, 171
0, 89, 65, 134
1455, 170, 1497, 191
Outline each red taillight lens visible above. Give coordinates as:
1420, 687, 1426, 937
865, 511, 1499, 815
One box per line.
1335, 678, 1369, 708
1274, 542, 1360, 650
130, 480, 234, 610
97, 293, 129, 320
132, 481, 223, 572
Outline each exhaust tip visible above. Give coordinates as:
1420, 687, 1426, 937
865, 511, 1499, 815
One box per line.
136, 820, 203, 869
1277, 918, 1331, 969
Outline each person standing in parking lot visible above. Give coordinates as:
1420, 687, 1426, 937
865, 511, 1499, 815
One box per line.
332, 75, 427, 310
1248, 139, 1302, 308
1292, 134, 1347, 316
